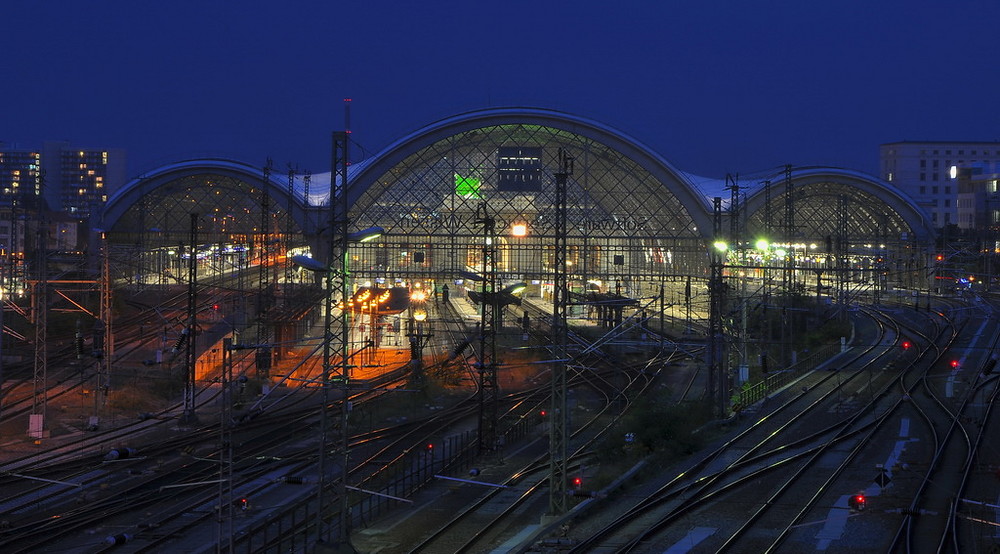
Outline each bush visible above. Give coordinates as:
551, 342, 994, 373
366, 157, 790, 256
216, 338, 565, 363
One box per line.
596, 398, 712, 470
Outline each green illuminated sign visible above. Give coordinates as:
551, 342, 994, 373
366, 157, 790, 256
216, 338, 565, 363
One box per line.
454, 173, 481, 198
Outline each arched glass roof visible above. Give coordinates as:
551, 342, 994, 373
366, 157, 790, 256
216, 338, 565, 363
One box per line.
349, 115, 706, 242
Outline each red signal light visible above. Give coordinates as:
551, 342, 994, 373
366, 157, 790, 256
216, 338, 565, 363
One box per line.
901, 340, 911, 350
848, 493, 866, 511
951, 360, 960, 369
572, 477, 583, 489
539, 410, 547, 417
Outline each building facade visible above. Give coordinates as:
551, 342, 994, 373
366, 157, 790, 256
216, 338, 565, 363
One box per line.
955, 166, 1000, 231
880, 141, 1000, 229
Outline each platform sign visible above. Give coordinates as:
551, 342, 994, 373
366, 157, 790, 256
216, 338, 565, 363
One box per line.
497, 147, 542, 192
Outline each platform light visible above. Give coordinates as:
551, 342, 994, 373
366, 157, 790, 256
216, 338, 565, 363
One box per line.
511, 223, 528, 237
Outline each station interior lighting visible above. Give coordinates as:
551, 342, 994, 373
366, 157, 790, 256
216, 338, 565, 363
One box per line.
467, 282, 528, 307
713, 241, 728, 252
755, 239, 770, 251
347, 226, 385, 243
503, 282, 527, 296
511, 223, 528, 237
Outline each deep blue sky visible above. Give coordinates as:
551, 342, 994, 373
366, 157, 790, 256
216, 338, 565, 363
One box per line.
5, 1, 1000, 180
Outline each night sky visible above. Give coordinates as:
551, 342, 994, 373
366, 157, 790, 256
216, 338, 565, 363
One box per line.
5, 1, 999, 181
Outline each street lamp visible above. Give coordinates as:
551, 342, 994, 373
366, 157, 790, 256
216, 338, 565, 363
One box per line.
292, 224, 383, 550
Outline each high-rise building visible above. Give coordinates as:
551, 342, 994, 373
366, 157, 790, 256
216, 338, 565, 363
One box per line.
0, 144, 42, 204
0, 143, 42, 261
42, 141, 126, 219
0, 141, 126, 218
880, 141, 1000, 229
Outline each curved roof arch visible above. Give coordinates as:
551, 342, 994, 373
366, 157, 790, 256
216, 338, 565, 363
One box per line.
742, 167, 934, 244
101, 158, 307, 233
348, 107, 714, 236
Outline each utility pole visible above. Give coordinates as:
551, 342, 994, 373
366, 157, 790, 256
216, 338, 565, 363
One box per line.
314, 127, 355, 550
476, 202, 499, 456
549, 149, 572, 516
94, 231, 113, 429
256, 160, 273, 380
181, 213, 198, 424
709, 197, 726, 417
29, 213, 48, 439
217, 338, 235, 553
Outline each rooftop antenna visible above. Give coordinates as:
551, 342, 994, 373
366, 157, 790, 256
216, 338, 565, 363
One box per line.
344, 98, 352, 162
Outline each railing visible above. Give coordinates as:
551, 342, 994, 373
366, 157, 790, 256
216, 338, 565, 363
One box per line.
734, 341, 843, 410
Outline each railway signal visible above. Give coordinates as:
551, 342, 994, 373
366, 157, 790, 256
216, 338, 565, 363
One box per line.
848, 493, 866, 512
901, 339, 912, 350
